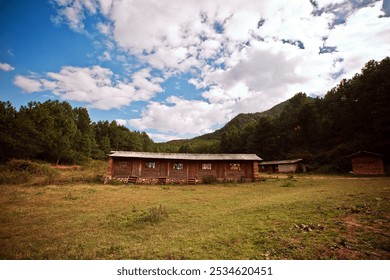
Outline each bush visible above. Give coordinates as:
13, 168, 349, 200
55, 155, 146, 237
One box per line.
135, 205, 168, 224
7, 159, 41, 173
0, 159, 59, 185
202, 175, 217, 184
0, 170, 31, 185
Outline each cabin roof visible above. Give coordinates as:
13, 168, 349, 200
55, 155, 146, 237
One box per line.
109, 151, 262, 161
347, 151, 383, 158
260, 159, 303, 165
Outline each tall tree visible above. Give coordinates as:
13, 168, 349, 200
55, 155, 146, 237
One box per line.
0, 101, 17, 161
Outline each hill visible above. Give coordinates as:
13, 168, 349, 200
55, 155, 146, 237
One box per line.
161, 57, 390, 173
194, 97, 307, 141
160, 94, 314, 154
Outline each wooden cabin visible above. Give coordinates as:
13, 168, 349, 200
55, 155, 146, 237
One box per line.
106, 151, 262, 184
260, 159, 306, 174
347, 151, 385, 175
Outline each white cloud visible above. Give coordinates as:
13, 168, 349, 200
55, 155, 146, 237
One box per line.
98, 0, 113, 15
96, 22, 111, 35
13, 75, 42, 93
325, 1, 390, 78
147, 133, 181, 143
129, 96, 234, 136
52, 0, 98, 31
0, 62, 15, 72
98, 50, 111, 61
46, 0, 390, 140
14, 66, 164, 110
115, 119, 127, 126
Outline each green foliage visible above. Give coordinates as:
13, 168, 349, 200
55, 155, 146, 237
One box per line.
215, 57, 390, 171
156, 139, 220, 154
7, 159, 51, 174
0, 101, 18, 162
202, 175, 217, 184
0, 100, 156, 164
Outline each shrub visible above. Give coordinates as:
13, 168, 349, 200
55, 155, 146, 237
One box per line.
202, 175, 217, 184
0, 159, 59, 185
0, 170, 31, 184
7, 159, 42, 173
135, 205, 168, 224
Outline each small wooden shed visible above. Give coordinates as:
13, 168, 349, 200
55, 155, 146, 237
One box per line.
347, 151, 385, 175
106, 151, 262, 184
260, 159, 306, 173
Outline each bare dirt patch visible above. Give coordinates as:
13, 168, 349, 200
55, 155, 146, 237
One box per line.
330, 214, 390, 259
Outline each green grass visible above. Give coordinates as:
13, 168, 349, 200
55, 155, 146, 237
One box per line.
0, 175, 389, 260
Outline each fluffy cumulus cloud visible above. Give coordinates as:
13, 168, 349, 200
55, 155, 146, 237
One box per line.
14, 66, 163, 110
44, 0, 390, 139
13, 75, 42, 93
129, 96, 234, 136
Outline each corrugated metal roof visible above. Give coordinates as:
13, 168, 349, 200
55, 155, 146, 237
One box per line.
109, 151, 262, 161
260, 159, 303, 165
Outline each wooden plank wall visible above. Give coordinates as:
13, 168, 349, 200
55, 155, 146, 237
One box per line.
111, 158, 256, 182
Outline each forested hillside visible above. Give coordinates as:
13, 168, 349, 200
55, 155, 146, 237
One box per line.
1, 57, 389, 171
195, 98, 292, 141
218, 57, 390, 171
0, 100, 154, 163
159, 57, 390, 171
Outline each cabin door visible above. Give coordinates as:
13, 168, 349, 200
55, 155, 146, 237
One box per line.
159, 160, 168, 177
130, 159, 141, 177
217, 163, 225, 180
188, 162, 197, 179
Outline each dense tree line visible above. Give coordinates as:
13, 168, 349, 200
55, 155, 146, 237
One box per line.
218, 57, 390, 171
1, 57, 389, 171
0, 100, 155, 163
159, 57, 390, 172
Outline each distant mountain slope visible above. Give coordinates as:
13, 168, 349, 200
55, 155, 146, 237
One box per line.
194, 96, 309, 141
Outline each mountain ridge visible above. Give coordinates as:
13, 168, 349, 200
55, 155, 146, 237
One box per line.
165, 95, 311, 144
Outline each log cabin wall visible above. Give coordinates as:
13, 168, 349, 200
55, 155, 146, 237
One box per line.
351, 155, 385, 174
108, 155, 259, 184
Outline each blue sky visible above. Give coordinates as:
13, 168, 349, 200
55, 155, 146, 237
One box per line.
1, 0, 389, 142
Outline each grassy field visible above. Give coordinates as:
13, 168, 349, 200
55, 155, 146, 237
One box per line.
0, 173, 389, 260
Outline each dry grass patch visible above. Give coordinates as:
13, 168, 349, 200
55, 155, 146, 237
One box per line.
0, 176, 389, 259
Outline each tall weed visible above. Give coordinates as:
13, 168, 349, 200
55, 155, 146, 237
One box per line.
0, 159, 59, 185
135, 205, 168, 224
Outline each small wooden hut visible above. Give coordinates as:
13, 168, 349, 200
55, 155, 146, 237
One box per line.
347, 151, 385, 175
106, 151, 262, 184
259, 159, 306, 173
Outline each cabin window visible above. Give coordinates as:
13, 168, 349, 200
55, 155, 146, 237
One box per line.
117, 160, 128, 168
145, 162, 156, 169
173, 163, 184, 170
230, 163, 241, 171
202, 163, 212, 170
